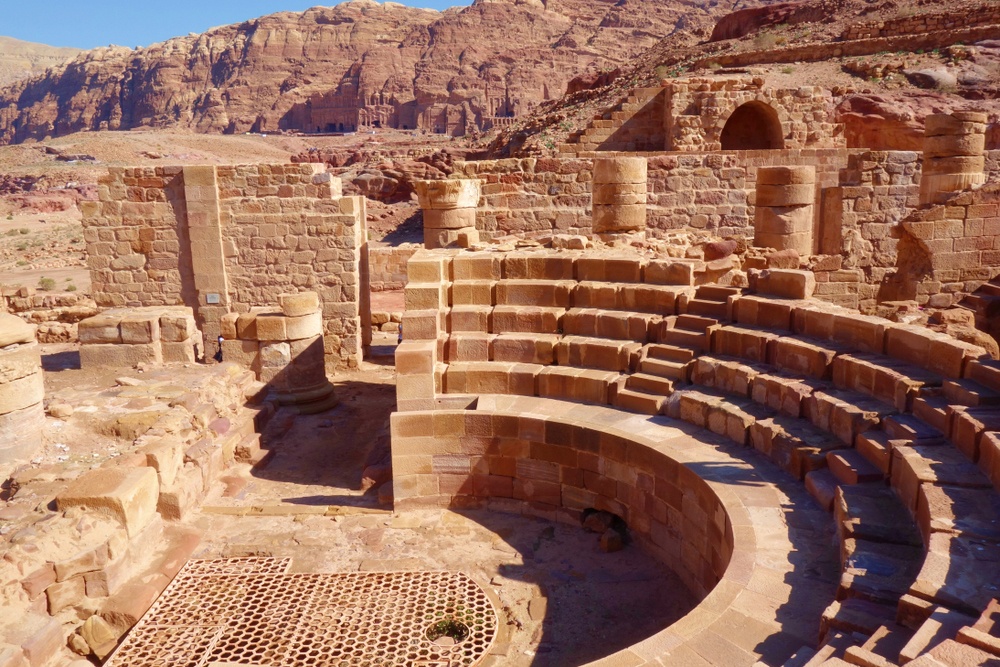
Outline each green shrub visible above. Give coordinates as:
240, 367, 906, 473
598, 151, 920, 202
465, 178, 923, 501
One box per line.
66, 284, 78, 292
37, 277, 56, 291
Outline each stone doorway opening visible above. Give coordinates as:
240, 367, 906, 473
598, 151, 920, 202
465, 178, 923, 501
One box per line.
720, 101, 785, 150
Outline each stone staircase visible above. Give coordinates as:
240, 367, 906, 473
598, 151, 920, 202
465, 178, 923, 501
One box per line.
398, 249, 1000, 666
557, 87, 664, 155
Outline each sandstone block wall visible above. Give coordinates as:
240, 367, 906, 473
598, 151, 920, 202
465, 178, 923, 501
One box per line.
662, 78, 844, 152
892, 182, 1000, 307
452, 149, 848, 240
78, 306, 200, 368
0, 315, 43, 469
390, 409, 733, 599
693, 25, 1000, 70
842, 3, 1000, 40
368, 245, 420, 292
82, 164, 370, 371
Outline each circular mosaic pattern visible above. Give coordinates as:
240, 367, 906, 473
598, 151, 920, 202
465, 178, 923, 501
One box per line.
104, 559, 499, 667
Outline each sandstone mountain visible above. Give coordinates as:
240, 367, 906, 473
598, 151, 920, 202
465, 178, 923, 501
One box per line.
0, 0, 736, 145
0, 36, 80, 88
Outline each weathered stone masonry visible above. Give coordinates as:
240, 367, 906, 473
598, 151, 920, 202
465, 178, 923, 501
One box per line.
82, 164, 371, 371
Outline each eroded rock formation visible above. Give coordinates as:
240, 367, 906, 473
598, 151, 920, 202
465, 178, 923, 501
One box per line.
0, 0, 692, 143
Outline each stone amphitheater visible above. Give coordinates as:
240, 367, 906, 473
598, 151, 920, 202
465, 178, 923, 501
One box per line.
1, 76, 1000, 667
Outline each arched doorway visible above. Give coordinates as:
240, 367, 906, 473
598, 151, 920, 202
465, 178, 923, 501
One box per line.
720, 101, 784, 150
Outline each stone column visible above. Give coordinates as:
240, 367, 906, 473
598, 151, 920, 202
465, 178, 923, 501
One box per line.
256, 292, 337, 414
0, 314, 44, 468
592, 157, 647, 238
414, 179, 482, 249
754, 166, 815, 255
920, 111, 987, 206
183, 165, 230, 347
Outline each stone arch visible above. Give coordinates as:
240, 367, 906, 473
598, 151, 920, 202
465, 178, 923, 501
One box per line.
720, 101, 785, 150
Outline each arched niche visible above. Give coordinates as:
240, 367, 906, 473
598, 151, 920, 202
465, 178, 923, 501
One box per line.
720, 101, 785, 150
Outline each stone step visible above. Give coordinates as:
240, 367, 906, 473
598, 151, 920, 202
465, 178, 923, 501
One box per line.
955, 598, 1000, 656
645, 343, 696, 363
978, 282, 1000, 297
802, 630, 867, 667
660, 327, 710, 351
614, 387, 664, 415
899, 607, 980, 664
639, 357, 689, 381
822, 598, 899, 641
943, 378, 1000, 407
674, 313, 719, 332
827, 449, 885, 485
839, 538, 923, 606
696, 285, 742, 301
966, 358, 1000, 394
626, 372, 677, 396
835, 483, 923, 548
844, 624, 915, 667
805, 467, 840, 512
685, 298, 729, 321
882, 413, 945, 444
910, 395, 952, 438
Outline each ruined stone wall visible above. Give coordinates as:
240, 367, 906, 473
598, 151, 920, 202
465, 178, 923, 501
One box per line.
693, 24, 1000, 69
663, 78, 844, 152
825, 150, 1000, 311
368, 245, 420, 292
842, 4, 1000, 40
452, 149, 849, 240
888, 182, 1000, 307
82, 164, 369, 371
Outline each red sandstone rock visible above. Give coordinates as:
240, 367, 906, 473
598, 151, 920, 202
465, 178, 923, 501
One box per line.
0, 0, 686, 143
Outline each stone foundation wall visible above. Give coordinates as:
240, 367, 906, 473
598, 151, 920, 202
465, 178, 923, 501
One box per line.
663, 78, 844, 152
889, 182, 1000, 307
692, 24, 1000, 70
369, 245, 420, 292
842, 4, 1000, 40
391, 409, 733, 599
78, 306, 200, 368
82, 164, 369, 371
453, 149, 850, 240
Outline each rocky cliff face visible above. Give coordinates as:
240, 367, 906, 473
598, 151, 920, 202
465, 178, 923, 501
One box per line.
0, 0, 693, 144
0, 37, 80, 89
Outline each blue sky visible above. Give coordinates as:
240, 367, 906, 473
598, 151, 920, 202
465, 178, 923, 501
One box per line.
3, 1, 469, 50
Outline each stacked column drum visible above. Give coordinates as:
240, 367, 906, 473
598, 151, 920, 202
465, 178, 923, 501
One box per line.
920, 111, 988, 206
592, 157, 648, 237
0, 314, 44, 466
754, 165, 816, 255
414, 179, 482, 249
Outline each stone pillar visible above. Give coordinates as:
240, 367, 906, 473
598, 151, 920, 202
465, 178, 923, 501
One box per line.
182, 165, 230, 347
754, 166, 815, 255
592, 157, 647, 238
414, 179, 481, 249
255, 292, 337, 414
0, 314, 44, 468
920, 111, 987, 206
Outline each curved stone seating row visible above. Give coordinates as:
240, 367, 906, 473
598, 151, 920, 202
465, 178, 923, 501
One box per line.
395, 249, 1000, 664
390, 395, 838, 666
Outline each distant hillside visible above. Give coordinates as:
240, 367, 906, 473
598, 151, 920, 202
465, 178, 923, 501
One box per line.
0, 36, 80, 88
0, 0, 758, 145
